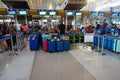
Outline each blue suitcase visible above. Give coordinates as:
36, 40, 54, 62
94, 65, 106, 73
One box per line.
56, 41, 64, 52
93, 36, 98, 46
99, 36, 102, 47
63, 40, 70, 51
112, 38, 120, 53
48, 41, 55, 53
103, 37, 108, 48
107, 37, 113, 50
29, 34, 39, 50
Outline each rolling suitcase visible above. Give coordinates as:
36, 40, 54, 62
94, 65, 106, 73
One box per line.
63, 40, 70, 51
43, 40, 49, 52
99, 36, 102, 47
48, 41, 55, 53
107, 37, 113, 50
103, 37, 108, 48
56, 41, 63, 52
93, 35, 98, 46
29, 34, 39, 50
112, 38, 120, 53
42, 35, 52, 48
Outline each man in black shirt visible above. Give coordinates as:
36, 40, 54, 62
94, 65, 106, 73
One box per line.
59, 20, 65, 35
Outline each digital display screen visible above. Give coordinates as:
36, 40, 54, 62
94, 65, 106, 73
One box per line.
76, 11, 82, 16
19, 9, 27, 15
98, 11, 104, 16
111, 12, 118, 16
39, 10, 46, 15
67, 10, 73, 16
91, 11, 97, 16
49, 10, 56, 15
118, 12, 120, 16
8, 9, 16, 15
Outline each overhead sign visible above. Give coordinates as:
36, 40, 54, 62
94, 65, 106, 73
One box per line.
0, 8, 7, 15
29, 9, 38, 15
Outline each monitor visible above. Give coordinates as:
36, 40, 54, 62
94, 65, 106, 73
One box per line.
8, 9, 16, 15
98, 11, 104, 16
91, 11, 97, 16
76, 11, 82, 16
19, 9, 27, 15
49, 10, 56, 15
111, 12, 118, 16
118, 12, 120, 16
39, 10, 46, 15
67, 10, 73, 16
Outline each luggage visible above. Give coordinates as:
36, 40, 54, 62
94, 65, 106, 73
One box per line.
112, 38, 120, 53
86, 27, 93, 33
42, 35, 52, 48
99, 36, 102, 47
29, 34, 39, 50
43, 40, 49, 52
56, 41, 63, 52
0, 40, 8, 48
48, 41, 55, 53
63, 40, 70, 51
60, 35, 69, 40
103, 37, 108, 48
93, 35, 98, 46
107, 37, 113, 50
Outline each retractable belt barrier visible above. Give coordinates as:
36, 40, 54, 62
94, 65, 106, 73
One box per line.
94, 35, 106, 55
0, 32, 25, 56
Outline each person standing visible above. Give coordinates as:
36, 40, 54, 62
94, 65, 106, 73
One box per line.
59, 20, 66, 35
101, 19, 108, 34
6, 22, 17, 49
1, 23, 7, 35
22, 24, 28, 35
59, 21, 65, 35
42, 22, 49, 32
96, 22, 100, 30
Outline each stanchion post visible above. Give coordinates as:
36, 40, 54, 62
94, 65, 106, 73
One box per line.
101, 35, 106, 55
97, 35, 100, 52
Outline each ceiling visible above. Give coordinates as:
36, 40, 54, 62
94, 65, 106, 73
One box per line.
81, 0, 120, 11
0, 0, 8, 8
28, 0, 64, 9
0, 0, 120, 11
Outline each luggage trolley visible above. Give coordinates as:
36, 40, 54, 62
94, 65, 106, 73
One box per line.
83, 33, 94, 50
9, 35, 18, 56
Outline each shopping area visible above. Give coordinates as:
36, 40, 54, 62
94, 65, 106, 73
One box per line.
0, 0, 120, 80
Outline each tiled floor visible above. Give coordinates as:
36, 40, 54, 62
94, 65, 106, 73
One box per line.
0, 41, 35, 80
1, 42, 120, 80
70, 43, 120, 80
30, 50, 96, 80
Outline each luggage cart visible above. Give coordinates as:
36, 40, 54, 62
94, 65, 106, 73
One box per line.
83, 33, 94, 50
9, 35, 18, 56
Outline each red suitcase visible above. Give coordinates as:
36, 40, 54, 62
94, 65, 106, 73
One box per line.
86, 27, 93, 33
44, 40, 49, 52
